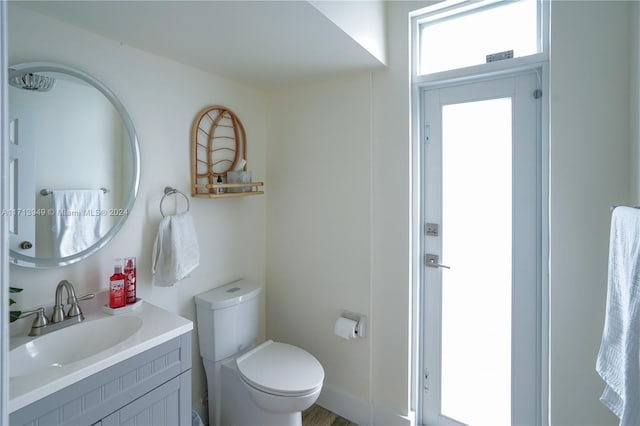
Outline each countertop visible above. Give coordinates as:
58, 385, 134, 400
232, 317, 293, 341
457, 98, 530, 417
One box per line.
9, 300, 193, 413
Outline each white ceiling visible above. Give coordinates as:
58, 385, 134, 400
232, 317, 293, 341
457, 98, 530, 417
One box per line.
15, 1, 386, 90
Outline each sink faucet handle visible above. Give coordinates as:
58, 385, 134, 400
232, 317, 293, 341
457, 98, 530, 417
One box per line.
77, 293, 95, 302
67, 293, 95, 319
20, 307, 49, 335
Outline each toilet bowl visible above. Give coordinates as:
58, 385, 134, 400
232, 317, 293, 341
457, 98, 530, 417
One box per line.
219, 340, 324, 426
195, 280, 325, 426
237, 340, 324, 412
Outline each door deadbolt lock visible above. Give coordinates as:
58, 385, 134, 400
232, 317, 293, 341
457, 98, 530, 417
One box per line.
20, 241, 33, 250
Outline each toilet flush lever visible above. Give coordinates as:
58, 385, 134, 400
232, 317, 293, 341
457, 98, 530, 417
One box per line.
425, 254, 451, 269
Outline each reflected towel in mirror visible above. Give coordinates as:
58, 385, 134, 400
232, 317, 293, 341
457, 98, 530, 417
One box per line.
151, 212, 200, 287
51, 190, 104, 258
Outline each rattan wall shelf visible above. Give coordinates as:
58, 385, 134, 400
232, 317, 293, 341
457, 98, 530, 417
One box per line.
191, 105, 263, 198
192, 182, 264, 198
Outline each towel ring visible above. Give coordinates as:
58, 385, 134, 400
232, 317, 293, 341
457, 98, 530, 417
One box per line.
160, 187, 190, 217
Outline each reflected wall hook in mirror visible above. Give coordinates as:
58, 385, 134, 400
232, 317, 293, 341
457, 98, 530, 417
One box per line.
160, 187, 190, 217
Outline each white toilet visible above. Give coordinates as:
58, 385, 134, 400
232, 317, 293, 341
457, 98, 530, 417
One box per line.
195, 280, 325, 426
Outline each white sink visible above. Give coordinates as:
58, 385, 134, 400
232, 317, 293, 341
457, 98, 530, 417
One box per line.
9, 300, 193, 414
10, 315, 143, 378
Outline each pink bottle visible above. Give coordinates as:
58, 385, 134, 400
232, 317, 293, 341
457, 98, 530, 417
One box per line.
125, 257, 137, 304
109, 264, 126, 309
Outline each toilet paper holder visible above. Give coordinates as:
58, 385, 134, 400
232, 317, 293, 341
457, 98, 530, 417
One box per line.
338, 310, 367, 338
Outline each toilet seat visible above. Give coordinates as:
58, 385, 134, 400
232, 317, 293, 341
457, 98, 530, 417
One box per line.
236, 340, 324, 397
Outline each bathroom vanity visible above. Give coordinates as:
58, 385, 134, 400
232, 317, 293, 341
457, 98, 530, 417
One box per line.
8, 301, 192, 426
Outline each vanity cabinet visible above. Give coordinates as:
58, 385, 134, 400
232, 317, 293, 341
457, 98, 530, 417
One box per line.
100, 373, 190, 426
10, 332, 192, 426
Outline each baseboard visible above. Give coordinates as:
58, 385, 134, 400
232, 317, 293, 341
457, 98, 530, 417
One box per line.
316, 384, 413, 426
317, 384, 370, 424
372, 404, 413, 426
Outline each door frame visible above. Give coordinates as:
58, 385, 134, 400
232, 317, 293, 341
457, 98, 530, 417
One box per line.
1, 0, 10, 423
410, 64, 549, 425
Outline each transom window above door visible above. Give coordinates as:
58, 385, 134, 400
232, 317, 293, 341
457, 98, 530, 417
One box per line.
415, 0, 544, 75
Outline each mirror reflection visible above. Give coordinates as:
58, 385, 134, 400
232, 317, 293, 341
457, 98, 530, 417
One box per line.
8, 63, 139, 268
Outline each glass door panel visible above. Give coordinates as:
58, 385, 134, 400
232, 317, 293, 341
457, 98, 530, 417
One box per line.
441, 99, 512, 426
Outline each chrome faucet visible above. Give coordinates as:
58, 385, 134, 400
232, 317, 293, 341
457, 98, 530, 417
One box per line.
52, 280, 82, 322
21, 280, 95, 336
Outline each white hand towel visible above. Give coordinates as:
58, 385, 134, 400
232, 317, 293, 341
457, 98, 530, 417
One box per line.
597, 206, 640, 424
152, 212, 200, 287
51, 190, 103, 257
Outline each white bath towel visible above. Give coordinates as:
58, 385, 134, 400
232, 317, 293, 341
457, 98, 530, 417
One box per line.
597, 206, 640, 424
51, 190, 103, 258
151, 212, 200, 287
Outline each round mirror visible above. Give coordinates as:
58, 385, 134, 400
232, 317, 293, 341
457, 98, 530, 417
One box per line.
8, 62, 140, 268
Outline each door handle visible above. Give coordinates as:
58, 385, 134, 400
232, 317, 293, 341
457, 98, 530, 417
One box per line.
425, 254, 451, 269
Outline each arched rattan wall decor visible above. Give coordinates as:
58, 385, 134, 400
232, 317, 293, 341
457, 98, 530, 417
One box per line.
190, 105, 263, 198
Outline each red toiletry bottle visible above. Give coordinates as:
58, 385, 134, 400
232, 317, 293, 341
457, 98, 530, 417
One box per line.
109, 264, 126, 309
124, 257, 137, 304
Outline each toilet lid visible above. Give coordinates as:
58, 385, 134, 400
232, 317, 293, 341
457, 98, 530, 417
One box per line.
236, 340, 324, 397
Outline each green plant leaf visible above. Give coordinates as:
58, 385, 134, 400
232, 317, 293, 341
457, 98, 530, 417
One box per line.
9, 288, 23, 322
9, 310, 21, 323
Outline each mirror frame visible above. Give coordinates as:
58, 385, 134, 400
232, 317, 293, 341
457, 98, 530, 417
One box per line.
8, 62, 140, 268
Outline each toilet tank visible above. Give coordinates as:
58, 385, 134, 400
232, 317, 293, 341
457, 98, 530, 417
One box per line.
194, 279, 262, 362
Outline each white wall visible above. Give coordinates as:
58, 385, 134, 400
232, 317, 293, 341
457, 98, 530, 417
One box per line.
549, 2, 631, 425
7, 5, 267, 421
266, 1, 428, 423
266, 73, 374, 423
633, 1, 640, 204
370, 2, 428, 417
310, 0, 387, 65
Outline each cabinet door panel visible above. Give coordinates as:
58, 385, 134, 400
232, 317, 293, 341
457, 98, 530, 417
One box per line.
102, 373, 189, 426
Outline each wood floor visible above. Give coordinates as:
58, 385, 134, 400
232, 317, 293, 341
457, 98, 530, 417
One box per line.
302, 405, 358, 426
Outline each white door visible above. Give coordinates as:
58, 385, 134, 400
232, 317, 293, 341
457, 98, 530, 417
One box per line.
8, 105, 36, 259
421, 73, 541, 425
